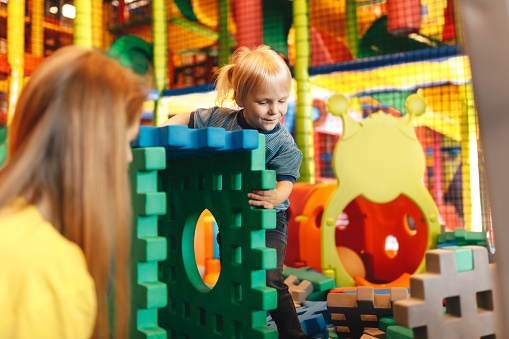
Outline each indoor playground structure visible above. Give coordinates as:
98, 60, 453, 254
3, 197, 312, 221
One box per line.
287, 94, 441, 288
1, 0, 505, 338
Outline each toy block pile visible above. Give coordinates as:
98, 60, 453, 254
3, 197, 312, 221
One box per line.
327, 287, 408, 338
436, 228, 490, 253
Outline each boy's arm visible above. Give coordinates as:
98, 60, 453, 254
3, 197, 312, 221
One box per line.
159, 112, 192, 126
247, 180, 294, 210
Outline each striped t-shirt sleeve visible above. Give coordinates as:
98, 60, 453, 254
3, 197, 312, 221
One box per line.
193, 107, 241, 130
265, 127, 302, 182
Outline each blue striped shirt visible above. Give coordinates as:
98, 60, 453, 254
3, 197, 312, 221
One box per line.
191, 106, 303, 211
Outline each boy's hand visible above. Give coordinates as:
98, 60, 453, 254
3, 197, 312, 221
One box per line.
247, 181, 294, 210
159, 112, 191, 126
247, 189, 277, 209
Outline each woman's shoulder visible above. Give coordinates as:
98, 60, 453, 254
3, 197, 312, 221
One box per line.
0, 199, 95, 338
0, 198, 92, 284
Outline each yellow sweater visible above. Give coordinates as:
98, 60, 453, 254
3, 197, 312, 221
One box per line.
0, 198, 96, 338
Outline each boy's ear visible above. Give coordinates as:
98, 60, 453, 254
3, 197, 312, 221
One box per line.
234, 91, 243, 107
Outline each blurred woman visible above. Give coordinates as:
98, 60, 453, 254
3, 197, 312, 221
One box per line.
0, 46, 146, 338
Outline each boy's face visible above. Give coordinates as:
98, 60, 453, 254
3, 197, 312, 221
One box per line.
237, 82, 290, 131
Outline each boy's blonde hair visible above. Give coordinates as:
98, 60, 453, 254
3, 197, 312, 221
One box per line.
0, 46, 146, 338
215, 45, 292, 107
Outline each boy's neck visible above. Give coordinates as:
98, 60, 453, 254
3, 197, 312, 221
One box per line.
237, 110, 279, 134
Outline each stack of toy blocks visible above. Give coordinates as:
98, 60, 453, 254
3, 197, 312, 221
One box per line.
327, 287, 408, 338
393, 246, 499, 339
436, 228, 490, 252
129, 125, 279, 338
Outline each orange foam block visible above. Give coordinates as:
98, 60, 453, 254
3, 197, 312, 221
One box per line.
354, 273, 411, 289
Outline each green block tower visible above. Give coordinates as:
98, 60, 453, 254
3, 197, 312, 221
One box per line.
128, 126, 279, 338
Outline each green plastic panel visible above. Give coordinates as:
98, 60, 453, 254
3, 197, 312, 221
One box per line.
158, 134, 278, 338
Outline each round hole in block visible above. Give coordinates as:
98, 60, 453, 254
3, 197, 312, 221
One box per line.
385, 235, 399, 258
192, 209, 221, 291
336, 246, 366, 278
315, 209, 323, 228
404, 214, 417, 235
336, 212, 349, 230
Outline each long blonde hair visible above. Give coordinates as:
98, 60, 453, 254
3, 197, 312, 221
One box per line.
215, 45, 292, 107
0, 46, 146, 338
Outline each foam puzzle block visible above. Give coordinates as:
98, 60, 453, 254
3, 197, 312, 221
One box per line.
393, 246, 499, 339
129, 147, 168, 338
360, 335, 378, 339
283, 266, 336, 292
133, 125, 259, 160
378, 317, 395, 332
131, 131, 278, 338
435, 240, 456, 249
285, 275, 314, 304
436, 228, 490, 252
267, 301, 332, 338
385, 325, 413, 339
307, 290, 331, 302
127, 127, 281, 338
327, 287, 408, 339
363, 327, 386, 338
343, 289, 410, 296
